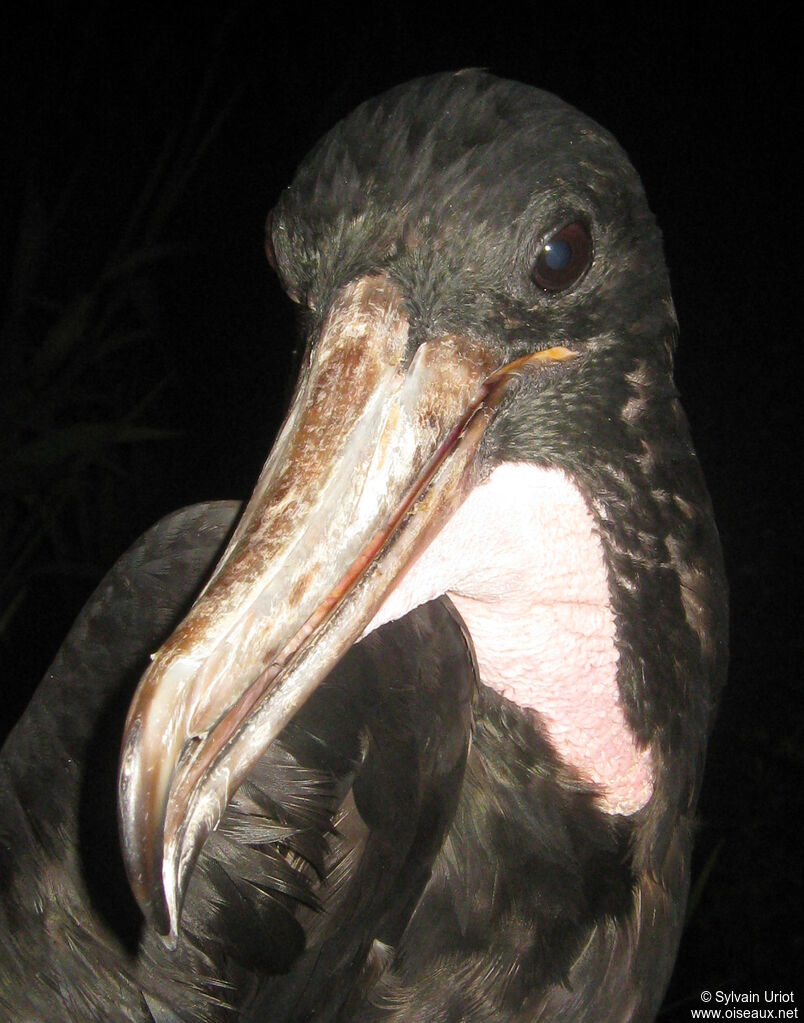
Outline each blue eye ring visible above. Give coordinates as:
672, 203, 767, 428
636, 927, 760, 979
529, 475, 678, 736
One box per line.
532, 220, 592, 292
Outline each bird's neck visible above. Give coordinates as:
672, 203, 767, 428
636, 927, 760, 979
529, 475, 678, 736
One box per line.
369, 462, 654, 816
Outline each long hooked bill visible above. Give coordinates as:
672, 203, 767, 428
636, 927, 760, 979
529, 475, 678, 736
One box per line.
118, 273, 576, 941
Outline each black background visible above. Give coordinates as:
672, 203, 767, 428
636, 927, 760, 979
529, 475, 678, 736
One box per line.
1, 5, 798, 1016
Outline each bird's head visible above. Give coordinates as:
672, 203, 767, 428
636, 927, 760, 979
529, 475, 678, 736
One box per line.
119, 71, 726, 941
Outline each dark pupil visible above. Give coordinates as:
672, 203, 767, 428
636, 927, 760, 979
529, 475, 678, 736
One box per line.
543, 238, 572, 270
532, 220, 591, 292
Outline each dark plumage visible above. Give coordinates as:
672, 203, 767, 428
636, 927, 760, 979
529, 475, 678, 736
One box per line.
1, 504, 474, 1021
1, 71, 727, 1021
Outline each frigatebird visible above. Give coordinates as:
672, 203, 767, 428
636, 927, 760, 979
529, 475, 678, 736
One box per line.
1, 71, 726, 1022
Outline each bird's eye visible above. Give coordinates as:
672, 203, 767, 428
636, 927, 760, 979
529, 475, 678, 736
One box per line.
531, 221, 592, 292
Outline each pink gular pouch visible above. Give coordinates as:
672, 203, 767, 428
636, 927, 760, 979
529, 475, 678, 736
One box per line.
369, 461, 654, 817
